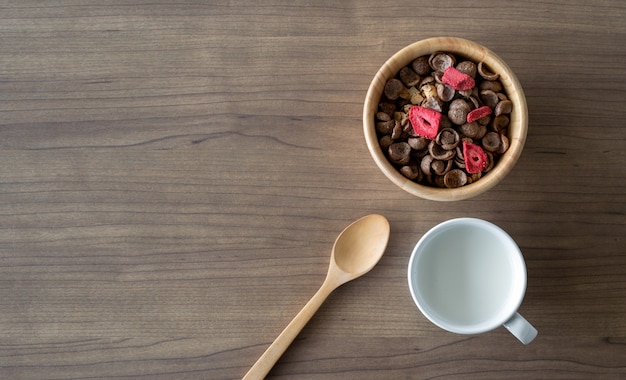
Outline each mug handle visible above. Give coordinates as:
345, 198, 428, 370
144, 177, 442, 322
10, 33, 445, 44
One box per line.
503, 312, 537, 344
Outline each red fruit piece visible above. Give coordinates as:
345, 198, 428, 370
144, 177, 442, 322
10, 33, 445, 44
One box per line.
442, 66, 475, 91
408, 106, 442, 139
462, 141, 488, 174
466, 105, 492, 123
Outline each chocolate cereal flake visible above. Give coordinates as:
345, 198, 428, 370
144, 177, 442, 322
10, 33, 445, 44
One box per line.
375, 52, 514, 188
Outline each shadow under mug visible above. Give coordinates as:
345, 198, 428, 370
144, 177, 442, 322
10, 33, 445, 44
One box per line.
407, 218, 537, 344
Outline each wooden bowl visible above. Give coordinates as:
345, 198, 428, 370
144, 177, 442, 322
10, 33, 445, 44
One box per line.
363, 37, 527, 201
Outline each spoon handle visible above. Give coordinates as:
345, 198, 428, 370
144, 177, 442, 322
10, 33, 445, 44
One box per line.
242, 279, 337, 380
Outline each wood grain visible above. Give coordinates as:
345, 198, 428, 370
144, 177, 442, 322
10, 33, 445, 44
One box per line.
1, 1, 625, 379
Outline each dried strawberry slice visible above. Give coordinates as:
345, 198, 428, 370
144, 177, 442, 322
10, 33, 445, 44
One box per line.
462, 141, 488, 174
408, 106, 442, 139
442, 66, 475, 91
466, 105, 492, 123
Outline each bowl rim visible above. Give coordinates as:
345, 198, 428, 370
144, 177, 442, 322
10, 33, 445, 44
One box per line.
363, 37, 528, 201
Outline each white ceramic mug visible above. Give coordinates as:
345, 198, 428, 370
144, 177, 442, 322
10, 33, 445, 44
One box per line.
407, 218, 537, 344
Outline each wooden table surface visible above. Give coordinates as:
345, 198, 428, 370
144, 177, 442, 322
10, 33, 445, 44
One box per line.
1, 1, 625, 379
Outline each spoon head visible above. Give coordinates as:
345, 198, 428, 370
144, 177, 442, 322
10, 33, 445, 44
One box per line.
331, 214, 390, 280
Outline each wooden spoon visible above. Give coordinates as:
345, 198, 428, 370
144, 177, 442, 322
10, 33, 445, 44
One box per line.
243, 214, 391, 379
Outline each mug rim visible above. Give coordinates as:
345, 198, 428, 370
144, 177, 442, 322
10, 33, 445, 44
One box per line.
407, 218, 527, 334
